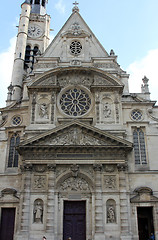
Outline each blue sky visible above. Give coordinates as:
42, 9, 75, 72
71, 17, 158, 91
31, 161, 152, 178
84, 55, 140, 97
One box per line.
0, 0, 158, 107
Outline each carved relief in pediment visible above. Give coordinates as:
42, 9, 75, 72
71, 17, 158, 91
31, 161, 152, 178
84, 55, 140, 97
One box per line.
57, 73, 93, 88
94, 76, 114, 86
35, 127, 110, 146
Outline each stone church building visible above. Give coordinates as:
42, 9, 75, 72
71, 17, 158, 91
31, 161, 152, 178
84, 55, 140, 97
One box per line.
0, 1, 158, 240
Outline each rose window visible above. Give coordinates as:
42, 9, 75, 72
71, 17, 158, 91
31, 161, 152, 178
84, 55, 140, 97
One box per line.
131, 109, 143, 121
60, 88, 91, 117
12, 116, 22, 126
70, 41, 82, 55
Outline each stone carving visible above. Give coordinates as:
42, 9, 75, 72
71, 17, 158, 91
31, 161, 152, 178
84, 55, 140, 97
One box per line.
70, 60, 81, 66
107, 205, 116, 223
105, 165, 115, 172
94, 76, 113, 86
34, 165, 46, 173
60, 177, 90, 192
33, 199, 43, 223
71, 22, 82, 35
47, 164, 56, 172
104, 175, 116, 189
33, 176, 46, 189
39, 127, 107, 146
58, 74, 93, 87
103, 102, 112, 118
70, 164, 79, 177
39, 103, 49, 119
94, 63, 117, 69
93, 164, 103, 171
46, 131, 105, 146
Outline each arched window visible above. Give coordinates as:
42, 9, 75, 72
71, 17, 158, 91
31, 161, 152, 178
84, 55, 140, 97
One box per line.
133, 128, 147, 165
32, 46, 39, 64
8, 134, 20, 168
35, 0, 40, 4
42, 0, 45, 7
24, 45, 31, 70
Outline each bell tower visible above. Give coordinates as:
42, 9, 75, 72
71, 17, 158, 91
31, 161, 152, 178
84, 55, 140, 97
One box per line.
9, 0, 50, 103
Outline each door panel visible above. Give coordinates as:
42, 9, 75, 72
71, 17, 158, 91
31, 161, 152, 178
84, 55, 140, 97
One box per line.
0, 208, 16, 240
63, 201, 86, 240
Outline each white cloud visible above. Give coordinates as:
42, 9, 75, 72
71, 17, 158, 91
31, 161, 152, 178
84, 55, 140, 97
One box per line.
0, 37, 16, 108
127, 49, 158, 102
55, 0, 65, 14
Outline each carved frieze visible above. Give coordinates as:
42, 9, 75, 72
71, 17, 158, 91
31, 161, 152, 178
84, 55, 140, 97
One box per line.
60, 177, 90, 192
57, 74, 93, 88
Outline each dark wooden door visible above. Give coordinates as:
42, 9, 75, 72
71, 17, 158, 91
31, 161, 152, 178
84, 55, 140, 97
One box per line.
137, 207, 154, 240
63, 201, 86, 240
0, 208, 16, 240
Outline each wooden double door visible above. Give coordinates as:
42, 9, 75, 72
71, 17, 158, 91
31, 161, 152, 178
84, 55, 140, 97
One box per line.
63, 201, 86, 240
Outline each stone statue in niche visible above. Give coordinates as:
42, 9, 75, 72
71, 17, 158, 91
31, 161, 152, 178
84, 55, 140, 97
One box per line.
107, 205, 116, 223
33, 200, 43, 223
103, 102, 111, 118
39, 103, 49, 119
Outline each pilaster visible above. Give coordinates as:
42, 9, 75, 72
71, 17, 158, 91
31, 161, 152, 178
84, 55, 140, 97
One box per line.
93, 164, 104, 240
46, 164, 56, 237
118, 164, 132, 240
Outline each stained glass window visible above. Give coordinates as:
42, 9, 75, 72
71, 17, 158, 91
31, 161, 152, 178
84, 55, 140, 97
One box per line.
8, 134, 20, 168
133, 128, 147, 165
60, 88, 91, 117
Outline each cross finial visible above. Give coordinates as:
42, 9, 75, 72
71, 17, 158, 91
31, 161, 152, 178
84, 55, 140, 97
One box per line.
73, 1, 79, 6
72, 1, 79, 12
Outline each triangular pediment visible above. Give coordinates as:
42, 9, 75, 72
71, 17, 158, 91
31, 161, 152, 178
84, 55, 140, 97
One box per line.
19, 121, 132, 150
42, 11, 109, 59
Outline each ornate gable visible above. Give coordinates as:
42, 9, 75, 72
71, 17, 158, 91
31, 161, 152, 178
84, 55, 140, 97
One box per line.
18, 121, 132, 165
19, 121, 132, 148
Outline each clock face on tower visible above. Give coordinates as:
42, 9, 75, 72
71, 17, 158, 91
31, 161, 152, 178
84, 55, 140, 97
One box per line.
28, 24, 43, 38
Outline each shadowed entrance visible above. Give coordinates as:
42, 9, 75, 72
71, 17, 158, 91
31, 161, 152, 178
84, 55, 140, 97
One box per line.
0, 208, 16, 240
137, 207, 154, 240
63, 201, 86, 240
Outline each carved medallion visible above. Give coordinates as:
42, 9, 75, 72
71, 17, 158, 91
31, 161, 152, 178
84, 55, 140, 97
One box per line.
60, 177, 90, 192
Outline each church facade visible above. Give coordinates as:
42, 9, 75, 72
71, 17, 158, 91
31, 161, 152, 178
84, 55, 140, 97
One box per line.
0, 1, 158, 240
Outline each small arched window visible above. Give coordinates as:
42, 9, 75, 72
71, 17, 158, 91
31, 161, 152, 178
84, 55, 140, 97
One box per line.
24, 45, 31, 70
8, 134, 20, 168
32, 46, 39, 64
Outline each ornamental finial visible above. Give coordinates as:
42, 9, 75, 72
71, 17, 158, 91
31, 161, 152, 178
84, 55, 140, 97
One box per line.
72, 1, 79, 12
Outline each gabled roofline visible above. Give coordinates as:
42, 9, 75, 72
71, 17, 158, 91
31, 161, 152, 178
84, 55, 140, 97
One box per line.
19, 120, 133, 148
43, 11, 109, 57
